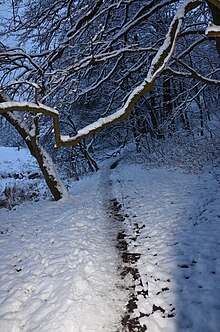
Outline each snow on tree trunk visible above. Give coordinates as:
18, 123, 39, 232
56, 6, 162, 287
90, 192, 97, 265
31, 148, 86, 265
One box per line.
0, 93, 68, 201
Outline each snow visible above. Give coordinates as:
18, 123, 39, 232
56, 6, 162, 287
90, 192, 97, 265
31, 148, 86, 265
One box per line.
41, 147, 69, 199
0, 102, 59, 115
147, 0, 200, 82
205, 22, 220, 36
4, 80, 41, 90
0, 147, 220, 331
60, 135, 71, 141
0, 146, 37, 181
0, 147, 47, 209
0, 146, 31, 163
61, 1, 201, 146
110, 163, 220, 331
60, 80, 148, 144
0, 168, 126, 332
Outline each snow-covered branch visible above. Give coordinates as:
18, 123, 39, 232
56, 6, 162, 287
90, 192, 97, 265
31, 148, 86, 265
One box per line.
165, 67, 220, 86
46, 46, 155, 77
0, 50, 42, 72
0, 101, 58, 116
56, 0, 202, 147
106, 0, 180, 48
0, 0, 202, 148
205, 22, 220, 37
1, 80, 41, 103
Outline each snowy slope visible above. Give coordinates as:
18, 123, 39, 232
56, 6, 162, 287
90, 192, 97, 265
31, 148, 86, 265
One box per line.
0, 151, 220, 331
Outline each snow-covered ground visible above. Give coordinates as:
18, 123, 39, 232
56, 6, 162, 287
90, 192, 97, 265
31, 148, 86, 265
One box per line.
0, 147, 220, 331
0, 147, 37, 176
0, 168, 126, 332
110, 163, 220, 331
0, 147, 46, 208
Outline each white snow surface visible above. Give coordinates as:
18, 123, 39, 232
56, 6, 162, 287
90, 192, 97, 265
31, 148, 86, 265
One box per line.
0, 147, 43, 201
0, 147, 37, 188
205, 22, 220, 35
0, 149, 220, 331
0, 102, 59, 115
0, 170, 126, 332
0, 146, 36, 172
110, 163, 220, 331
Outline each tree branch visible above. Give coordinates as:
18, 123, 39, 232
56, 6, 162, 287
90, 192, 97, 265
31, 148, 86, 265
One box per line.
165, 66, 220, 86
0, 0, 202, 148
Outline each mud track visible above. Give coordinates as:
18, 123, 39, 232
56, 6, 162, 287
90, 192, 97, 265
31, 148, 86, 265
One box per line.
108, 198, 148, 332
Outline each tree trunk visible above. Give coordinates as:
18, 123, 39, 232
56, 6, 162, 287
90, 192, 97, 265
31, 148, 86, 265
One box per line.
0, 93, 68, 201
206, 1, 220, 56
148, 91, 164, 140
163, 76, 174, 136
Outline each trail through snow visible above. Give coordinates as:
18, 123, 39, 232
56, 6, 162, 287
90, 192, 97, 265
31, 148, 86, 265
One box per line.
0, 157, 220, 331
110, 163, 220, 331
0, 171, 126, 332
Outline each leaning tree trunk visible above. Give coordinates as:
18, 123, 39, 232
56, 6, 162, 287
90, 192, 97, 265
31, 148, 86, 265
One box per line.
0, 93, 68, 201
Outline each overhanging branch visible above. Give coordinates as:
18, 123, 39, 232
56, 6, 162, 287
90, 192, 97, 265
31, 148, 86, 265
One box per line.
0, 0, 202, 148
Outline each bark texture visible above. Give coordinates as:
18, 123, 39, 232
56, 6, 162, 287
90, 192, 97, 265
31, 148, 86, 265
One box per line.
0, 93, 68, 201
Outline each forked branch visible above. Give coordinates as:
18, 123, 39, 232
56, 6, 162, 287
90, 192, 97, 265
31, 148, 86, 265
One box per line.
0, 0, 202, 148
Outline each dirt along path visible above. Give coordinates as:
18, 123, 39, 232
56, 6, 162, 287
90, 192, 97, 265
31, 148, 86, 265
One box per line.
104, 161, 220, 332
101, 161, 150, 331
108, 197, 148, 332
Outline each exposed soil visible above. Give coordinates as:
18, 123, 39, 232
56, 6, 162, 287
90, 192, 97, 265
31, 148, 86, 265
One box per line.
108, 198, 147, 332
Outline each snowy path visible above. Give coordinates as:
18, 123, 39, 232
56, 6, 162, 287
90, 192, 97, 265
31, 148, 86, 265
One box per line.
0, 172, 126, 332
0, 162, 220, 331
110, 164, 220, 331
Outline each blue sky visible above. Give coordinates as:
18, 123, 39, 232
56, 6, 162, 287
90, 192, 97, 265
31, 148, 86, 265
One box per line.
0, 2, 17, 47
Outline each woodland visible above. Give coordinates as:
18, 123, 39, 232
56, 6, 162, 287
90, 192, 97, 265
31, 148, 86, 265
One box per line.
1, 2, 220, 330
